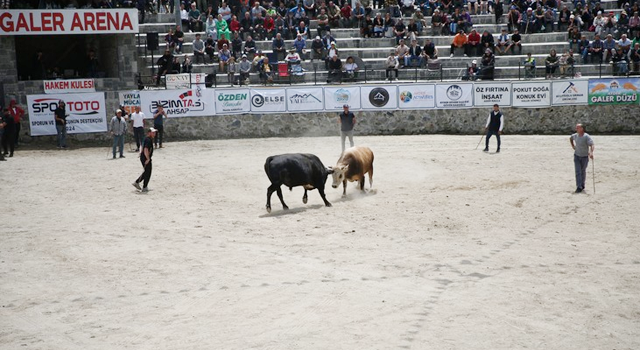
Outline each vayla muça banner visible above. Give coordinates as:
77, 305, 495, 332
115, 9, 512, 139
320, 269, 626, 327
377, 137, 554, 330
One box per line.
27, 93, 107, 136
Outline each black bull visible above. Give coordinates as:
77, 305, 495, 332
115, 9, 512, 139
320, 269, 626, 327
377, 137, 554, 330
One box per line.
264, 153, 334, 212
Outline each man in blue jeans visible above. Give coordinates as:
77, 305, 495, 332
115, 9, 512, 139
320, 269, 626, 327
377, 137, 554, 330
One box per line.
483, 104, 504, 153
110, 109, 128, 159
338, 104, 356, 153
153, 104, 167, 148
570, 123, 595, 193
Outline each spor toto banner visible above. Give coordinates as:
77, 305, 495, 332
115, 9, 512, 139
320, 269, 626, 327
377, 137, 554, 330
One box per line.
214, 89, 251, 114
588, 78, 640, 105
551, 80, 589, 106
324, 86, 361, 110
473, 83, 512, 106
27, 93, 107, 136
360, 86, 397, 110
286, 87, 324, 112
140, 87, 215, 117
0, 9, 138, 35
250, 88, 287, 113
43, 79, 95, 94
397, 84, 435, 109
435, 83, 473, 108
511, 82, 551, 107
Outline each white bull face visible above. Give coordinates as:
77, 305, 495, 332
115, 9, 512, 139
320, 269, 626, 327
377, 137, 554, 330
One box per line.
330, 165, 349, 188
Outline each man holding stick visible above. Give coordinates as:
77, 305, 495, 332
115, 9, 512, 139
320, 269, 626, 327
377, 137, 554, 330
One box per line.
132, 127, 157, 193
483, 104, 503, 153
570, 123, 594, 193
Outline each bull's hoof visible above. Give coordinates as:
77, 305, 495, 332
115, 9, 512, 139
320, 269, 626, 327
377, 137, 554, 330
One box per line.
325, 202, 332, 207
302, 196, 308, 204
266, 205, 271, 213
283, 205, 289, 210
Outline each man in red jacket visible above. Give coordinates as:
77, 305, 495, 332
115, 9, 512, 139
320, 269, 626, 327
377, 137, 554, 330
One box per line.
8, 99, 24, 147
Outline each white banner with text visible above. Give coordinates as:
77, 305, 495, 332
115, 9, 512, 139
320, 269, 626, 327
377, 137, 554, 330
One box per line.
0, 9, 138, 35
27, 92, 107, 136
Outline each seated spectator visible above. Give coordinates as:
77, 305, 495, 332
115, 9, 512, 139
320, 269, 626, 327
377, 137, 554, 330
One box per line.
493, 0, 504, 24
385, 51, 399, 81
340, 2, 352, 28
272, 33, 286, 61
327, 1, 342, 28
533, 6, 545, 31
252, 50, 265, 70
274, 14, 287, 39
459, 8, 473, 33
257, 57, 273, 83
343, 56, 359, 81
327, 55, 343, 83
352, 2, 365, 29
205, 34, 217, 62
396, 39, 410, 66
496, 28, 510, 55
317, 9, 330, 37
322, 31, 336, 50
230, 15, 241, 33
156, 50, 173, 84
182, 56, 193, 73
311, 35, 325, 61
405, 40, 423, 67
393, 19, 407, 44
523, 52, 536, 78
406, 18, 420, 41
363, 15, 374, 37
480, 30, 495, 55
286, 48, 301, 63
218, 1, 232, 21
373, 13, 384, 37
383, 13, 396, 37
560, 50, 575, 77
450, 30, 469, 57
603, 34, 617, 62
422, 38, 438, 60
467, 29, 481, 56
588, 34, 604, 63
297, 21, 310, 40
219, 43, 231, 72
578, 35, 590, 63
567, 15, 583, 33
431, 9, 446, 35
449, 7, 462, 34
244, 35, 257, 58
252, 12, 266, 40
293, 33, 307, 59
521, 8, 538, 33
630, 11, 640, 38
173, 25, 185, 54
545, 48, 559, 79
509, 28, 522, 55
217, 36, 230, 51
251, 1, 267, 21
264, 13, 275, 39
568, 27, 581, 52
612, 47, 629, 75
630, 43, 640, 73
593, 11, 606, 37
468, 0, 478, 15
170, 56, 181, 74
478, 48, 495, 80
463, 59, 479, 80
326, 41, 339, 67
188, 3, 202, 32
558, 5, 571, 31
543, 7, 555, 32
619, 34, 633, 54
193, 34, 206, 64
165, 28, 176, 52
241, 12, 254, 39
216, 14, 231, 40
602, 11, 616, 38
413, 9, 427, 32
239, 54, 252, 85
205, 16, 218, 40
231, 31, 243, 58
180, 4, 189, 28
507, 6, 520, 34
617, 10, 630, 37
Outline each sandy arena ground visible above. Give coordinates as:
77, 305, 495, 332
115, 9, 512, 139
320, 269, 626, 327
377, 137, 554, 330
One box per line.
1, 134, 639, 350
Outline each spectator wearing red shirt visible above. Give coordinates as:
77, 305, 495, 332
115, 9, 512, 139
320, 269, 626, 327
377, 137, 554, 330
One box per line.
230, 15, 241, 32
264, 13, 275, 39
340, 3, 352, 28
467, 29, 481, 57
8, 99, 24, 147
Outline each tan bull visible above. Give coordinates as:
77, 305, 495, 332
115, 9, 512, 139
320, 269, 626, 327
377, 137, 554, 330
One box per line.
330, 146, 374, 196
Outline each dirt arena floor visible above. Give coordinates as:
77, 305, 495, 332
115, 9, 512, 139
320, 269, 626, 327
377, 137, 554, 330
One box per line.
1, 134, 639, 350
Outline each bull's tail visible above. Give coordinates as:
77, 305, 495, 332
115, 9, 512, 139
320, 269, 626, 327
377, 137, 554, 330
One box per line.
264, 156, 275, 175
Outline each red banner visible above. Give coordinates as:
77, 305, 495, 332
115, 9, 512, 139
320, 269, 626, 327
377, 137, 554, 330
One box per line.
0, 9, 138, 35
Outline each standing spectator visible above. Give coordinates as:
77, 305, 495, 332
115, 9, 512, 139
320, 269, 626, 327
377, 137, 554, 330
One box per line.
188, 3, 202, 32
86, 49, 99, 78
450, 30, 469, 57
8, 99, 24, 147
338, 104, 356, 153
239, 54, 252, 85
155, 50, 172, 84
483, 104, 503, 153
54, 100, 67, 149
110, 109, 127, 159
1, 109, 15, 157
272, 33, 287, 61
193, 34, 205, 64
31, 51, 46, 80
545, 49, 559, 79
132, 127, 156, 193
153, 105, 167, 148
130, 106, 145, 152
385, 51, 400, 81
569, 123, 594, 193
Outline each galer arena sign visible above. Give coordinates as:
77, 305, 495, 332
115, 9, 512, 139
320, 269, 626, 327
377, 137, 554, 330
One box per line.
0, 9, 138, 35
44, 79, 96, 94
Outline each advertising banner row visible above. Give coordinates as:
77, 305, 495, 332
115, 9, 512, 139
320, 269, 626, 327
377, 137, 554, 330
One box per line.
118, 78, 639, 118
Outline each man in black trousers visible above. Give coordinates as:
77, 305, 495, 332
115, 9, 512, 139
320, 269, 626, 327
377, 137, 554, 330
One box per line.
483, 104, 504, 153
132, 127, 156, 193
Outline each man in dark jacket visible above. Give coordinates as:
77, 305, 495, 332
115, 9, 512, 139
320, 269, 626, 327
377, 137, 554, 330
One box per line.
483, 104, 504, 153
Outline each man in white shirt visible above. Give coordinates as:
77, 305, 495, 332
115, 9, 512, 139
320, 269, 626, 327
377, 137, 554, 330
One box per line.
130, 106, 146, 152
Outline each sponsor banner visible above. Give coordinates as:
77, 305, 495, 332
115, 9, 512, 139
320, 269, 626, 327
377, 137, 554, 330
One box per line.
43, 79, 95, 94
286, 87, 324, 112
551, 80, 589, 106
118, 91, 141, 115
324, 86, 361, 110
27, 93, 107, 136
214, 88, 251, 114
165, 73, 208, 90
250, 88, 287, 113
588, 78, 640, 105
0, 9, 138, 35
140, 87, 215, 117
435, 83, 473, 108
511, 82, 551, 107
360, 86, 397, 110
397, 84, 436, 109
473, 83, 512, 107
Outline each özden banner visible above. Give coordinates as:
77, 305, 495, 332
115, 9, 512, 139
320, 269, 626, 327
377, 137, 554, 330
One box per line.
588, 78, 640, 105
27, 93, 107, 136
